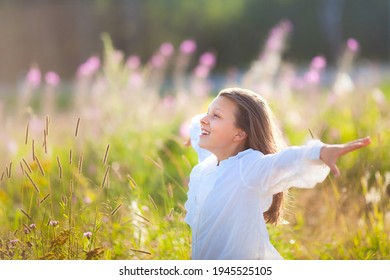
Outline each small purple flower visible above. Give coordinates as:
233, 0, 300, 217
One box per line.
310, 56, 326, 70
45, 71, 60, 86
10, 239, 19, 246
160, 43, 174, 57
83, 231, 92, 239
29, 223, 36, 230
180, 39, 197, 54
49, 220, 59, 227
304, 70, 320, 84
194, 65, 210, 78
26, 66, 41, 88
77, 56, 100, 77
199, 52, 216, 68
24, 227, 30, 234
150, 54, 164, 68
126, 55, 141, 70
347, 38, 359, 52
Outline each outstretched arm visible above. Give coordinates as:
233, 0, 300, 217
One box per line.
320, 136, 371, 177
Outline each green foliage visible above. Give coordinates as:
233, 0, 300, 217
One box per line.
0, 31, 389, 260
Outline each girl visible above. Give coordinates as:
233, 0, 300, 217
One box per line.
184, 87, 370, 260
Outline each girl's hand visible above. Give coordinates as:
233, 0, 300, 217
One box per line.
320, 136, 371, 177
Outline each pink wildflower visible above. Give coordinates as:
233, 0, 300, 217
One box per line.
160, 43, 174, 57
77, 56, 100, 77
310, 56, 326, 70
347, 38, 359, 52
49, 220, 59, 227
180, 39, 197, 54
150, 54, 164, 68
304, 70, 320, 84
83, 232, 92, 239
126, 55, 141, 70
26, 66, 41, 88
45, 71, 60, 86
194, 65, 210, 78
10, 239, 19, 246
199, 52, 216, 68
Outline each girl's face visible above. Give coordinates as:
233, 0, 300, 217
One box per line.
199, 96, 247, 161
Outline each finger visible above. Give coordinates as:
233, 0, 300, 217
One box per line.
329, 164, 340, 177
339, 137, 371, 155
345, 136, 371, 147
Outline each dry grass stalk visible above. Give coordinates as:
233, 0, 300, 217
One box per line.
19, 162, 25, 174
78, 153, 83, 174
24, 170, 40, 193
101, 165, 110, 188
25, 121, 29, 145
6, 166, 9, 179
135, 213, 151, 224
168, 208, 174, 220
61, 194, 67, 206
130, 249, 151, 255
32, 139, 35, 160
103, 144, 110, 166
69, 178, 74, 193
45, 115, 50, 135
148, 194, 158, 211
167, 183, 173, 198
43, 129, 48, 154
23, 223, 30, 231
39, 193, 50, 206
308, 128, 314, 139
8, 162, 12, 178
111, 203, 123, 216
22, 158, 32, 173
34, 156, 45, 176
146, 156, 163, 170
69, 149, 72, 165
57, 155, 62, 179
127, 174, 137, 189
20, 209, 33, 221
75, 117, 80, 137
0, 171, 4, 181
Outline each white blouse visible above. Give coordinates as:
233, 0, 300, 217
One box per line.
185, 128, 330, 260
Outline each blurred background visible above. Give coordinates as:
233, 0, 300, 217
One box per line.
1, 0, 390, 85
0, 0, 389, 260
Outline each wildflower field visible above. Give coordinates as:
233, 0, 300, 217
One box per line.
0, 21, 389, 260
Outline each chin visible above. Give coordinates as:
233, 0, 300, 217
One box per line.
198, 140, 208, 150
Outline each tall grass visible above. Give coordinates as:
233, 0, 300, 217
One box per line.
0, 21, 389, 259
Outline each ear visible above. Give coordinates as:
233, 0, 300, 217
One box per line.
233, 129, 247, 142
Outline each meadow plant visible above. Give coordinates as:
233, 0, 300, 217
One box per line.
0, 20, 389, 260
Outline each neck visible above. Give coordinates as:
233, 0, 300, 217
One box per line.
214, 142, 247, 163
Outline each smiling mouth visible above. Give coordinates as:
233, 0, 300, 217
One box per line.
201, 129, 210, 136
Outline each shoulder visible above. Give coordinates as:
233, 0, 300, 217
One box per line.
237, 148, 265, 162
190, 154, 217, 176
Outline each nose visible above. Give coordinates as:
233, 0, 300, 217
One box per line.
200, 114, 209, 125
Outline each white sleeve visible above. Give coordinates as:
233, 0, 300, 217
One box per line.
241, 140, 330, 196
189, 114, 212, 163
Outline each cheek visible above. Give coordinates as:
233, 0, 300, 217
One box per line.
218, 124, 237, 140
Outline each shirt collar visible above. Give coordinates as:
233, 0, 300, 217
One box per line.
217, 148, 253, 167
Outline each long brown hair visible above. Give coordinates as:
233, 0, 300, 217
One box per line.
219, 87, 286, 225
